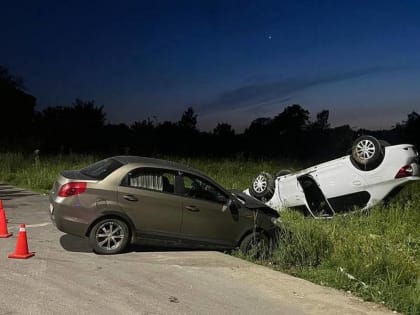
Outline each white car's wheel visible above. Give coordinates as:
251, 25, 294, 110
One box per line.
351, 135, 384, 170
249, 172, 275, 201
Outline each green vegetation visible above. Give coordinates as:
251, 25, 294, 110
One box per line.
272, 194, 420, 315
0, 153, 418, 314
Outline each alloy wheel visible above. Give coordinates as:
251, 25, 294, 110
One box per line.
253, 174, 268, 193
355, 139, 376, 161
95, 221, 126, 251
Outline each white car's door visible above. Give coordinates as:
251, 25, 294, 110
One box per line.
313, 159, 371, 212
312, 159, 365, 197
275, 176, 306, 209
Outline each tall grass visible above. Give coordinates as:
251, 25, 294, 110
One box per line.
0, 152, 418, 314
273, 194, 420, 314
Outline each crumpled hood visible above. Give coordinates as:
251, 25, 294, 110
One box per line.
230, 190, 279, 218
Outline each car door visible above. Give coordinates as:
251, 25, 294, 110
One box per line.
312, 161, 369, 212
313, 161, 365, 197
117, 167, 183, 239
178, 173, 241, 247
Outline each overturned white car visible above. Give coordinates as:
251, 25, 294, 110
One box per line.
245, 136, 420, 217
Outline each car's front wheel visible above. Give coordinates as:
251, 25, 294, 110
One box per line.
249, 172, 275, 201
89, 218, 130, 255
351, 135, 384, 170
239, 232, 271, 259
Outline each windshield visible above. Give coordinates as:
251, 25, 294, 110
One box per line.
80, 158, 123, 180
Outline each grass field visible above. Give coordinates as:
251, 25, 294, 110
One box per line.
0, 152, 419, 314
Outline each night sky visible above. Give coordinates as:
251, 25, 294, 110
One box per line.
1, 1, 420, 131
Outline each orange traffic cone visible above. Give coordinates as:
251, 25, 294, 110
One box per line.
8, 224, 34, 259
0, 201, 12, 238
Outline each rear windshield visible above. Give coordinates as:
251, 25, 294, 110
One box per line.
80, 158, 123, 180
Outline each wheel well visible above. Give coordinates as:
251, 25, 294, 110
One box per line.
349, 153, 385, 171
237, 228, 266, 247
86, 214, 135, 243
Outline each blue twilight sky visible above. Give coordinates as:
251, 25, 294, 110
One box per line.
1, 0, 420, 131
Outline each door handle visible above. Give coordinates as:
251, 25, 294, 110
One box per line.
123, 194, 138, 202
185, 205, 200, 212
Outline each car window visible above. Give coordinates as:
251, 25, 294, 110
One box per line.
182, 174, 228, 204
123, 168, 175, 194
80, 158, 123, 180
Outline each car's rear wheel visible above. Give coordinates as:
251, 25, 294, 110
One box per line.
89, 218, 130, 255
239, 232, 271, 259
351, 135, 384, 170
249, 172, 275, 201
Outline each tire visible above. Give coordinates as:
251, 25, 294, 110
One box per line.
249, 172, 275, 201
275, 169, 291, 178
89, 218, 130, 255
239, 232, 271, 259
351, 135, 384, 170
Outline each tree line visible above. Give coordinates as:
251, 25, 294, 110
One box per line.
1, 65, 419, 161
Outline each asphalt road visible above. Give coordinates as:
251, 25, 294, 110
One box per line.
0, 183, 394, 315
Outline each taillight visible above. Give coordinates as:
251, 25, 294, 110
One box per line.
58, 182, 87, 197
395, 165, 414, 179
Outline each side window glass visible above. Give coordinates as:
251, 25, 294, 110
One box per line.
124, 168, 175, 194
183, 175, 228, 204
183, 176, 196, 196
162, 172, 175, 193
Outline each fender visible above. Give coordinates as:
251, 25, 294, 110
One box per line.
86, 210, 137, 243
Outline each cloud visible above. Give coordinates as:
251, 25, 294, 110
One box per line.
199, 66, 399, 115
